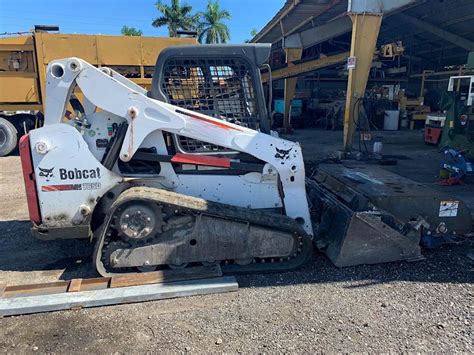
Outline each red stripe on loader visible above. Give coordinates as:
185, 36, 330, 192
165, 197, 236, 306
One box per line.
19, 134, 41, 224
41, 184, 81, 192
175, 109, 244, 132
171, 153, 231, 168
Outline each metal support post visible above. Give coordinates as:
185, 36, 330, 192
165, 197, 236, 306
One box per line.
283, 48, 302, 132
343, 13, 383, 151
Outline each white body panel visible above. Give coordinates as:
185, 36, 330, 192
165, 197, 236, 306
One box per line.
31, 58, 313, 235
176, 174, 282, 208
30, 124, 122, 227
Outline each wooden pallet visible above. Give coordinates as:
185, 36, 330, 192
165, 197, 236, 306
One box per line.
0, 265, 239, 316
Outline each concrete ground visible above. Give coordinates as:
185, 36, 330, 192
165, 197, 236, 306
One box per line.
0, 129, 472, 353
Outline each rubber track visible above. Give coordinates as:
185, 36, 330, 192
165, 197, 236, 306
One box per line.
94, 186, 313, 276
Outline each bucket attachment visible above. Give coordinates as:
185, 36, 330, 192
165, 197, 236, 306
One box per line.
325, 212, 423, 267
307, 163, 472, 267
308, 178, 423, 267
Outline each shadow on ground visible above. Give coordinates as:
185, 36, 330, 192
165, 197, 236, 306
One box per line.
0, 219, 472, 287
237, 241, 473, 290
0, 220, 97, 281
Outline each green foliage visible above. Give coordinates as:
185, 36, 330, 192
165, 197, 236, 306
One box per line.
151, 0, 233, 43
152, 0, 199, 37
121, 26, 143, 36
245, 28, 258, 43
197, 1, 231, 44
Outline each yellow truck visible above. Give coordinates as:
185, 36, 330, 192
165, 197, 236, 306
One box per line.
0, 28, 196, 156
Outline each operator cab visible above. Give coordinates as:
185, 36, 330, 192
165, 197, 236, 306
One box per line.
111, 44, 274, 176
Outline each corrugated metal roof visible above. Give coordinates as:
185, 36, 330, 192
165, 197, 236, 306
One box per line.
253, 0, 474, 66
378, 0, 474, 65
251, 0, 344, 44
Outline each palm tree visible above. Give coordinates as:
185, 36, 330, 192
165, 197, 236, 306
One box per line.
121, 26, 143, 36
197, 1, 231, 44
152, 0, 198, 37
245, 28, 258, 43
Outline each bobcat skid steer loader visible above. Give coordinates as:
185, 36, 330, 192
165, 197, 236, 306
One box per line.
19, 45, 313, 276
20, 44, 466, 277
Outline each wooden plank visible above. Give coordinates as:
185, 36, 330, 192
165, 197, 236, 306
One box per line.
0, 277, 238, 317
4, 282, 70, 298
79, 278, 111, 292
2, 265, 222, 299
110, 265, 222, 288
67, 279, 83, 293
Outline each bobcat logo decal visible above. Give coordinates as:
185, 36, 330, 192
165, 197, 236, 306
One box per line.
274, 147, 292, 160
38, 167, 54, 180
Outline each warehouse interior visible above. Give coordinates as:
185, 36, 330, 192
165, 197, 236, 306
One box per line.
251, 0, 473, 148
250, 0, 474, 213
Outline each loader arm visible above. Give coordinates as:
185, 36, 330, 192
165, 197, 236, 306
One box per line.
42, 58, 312, 235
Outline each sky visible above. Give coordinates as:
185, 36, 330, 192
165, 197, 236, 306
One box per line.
0, 0, 283, 43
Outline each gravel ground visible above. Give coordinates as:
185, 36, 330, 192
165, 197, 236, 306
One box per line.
0, 132, 473, 352
0, 243, 472, 353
